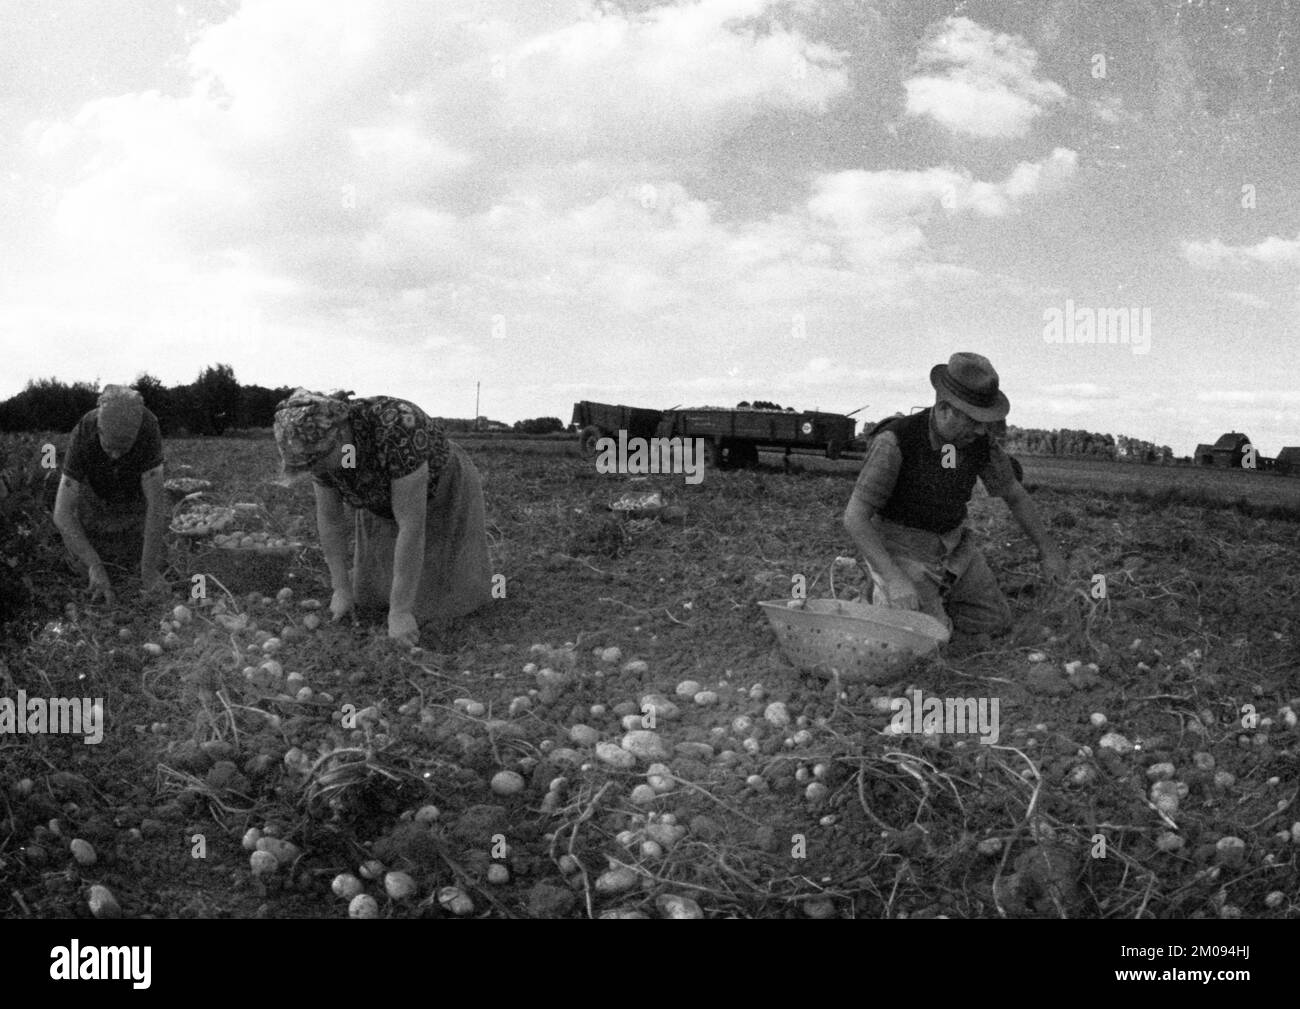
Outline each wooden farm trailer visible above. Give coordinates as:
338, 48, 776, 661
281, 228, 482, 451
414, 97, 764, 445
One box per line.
572, 400, 860, 468
655, 407, 858, 468
571, 400, 667, 457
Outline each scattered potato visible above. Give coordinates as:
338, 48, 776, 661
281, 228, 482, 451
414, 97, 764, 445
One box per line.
348, 894, 379, 919
332, 874, 363, 899
491, 771, 525, 795
438, 886, 474, 915
384, 871, 418, 900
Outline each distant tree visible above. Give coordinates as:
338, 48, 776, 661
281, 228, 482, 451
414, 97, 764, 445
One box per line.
237, 384, 295, 428
133, 373, 174, 433
190, 364, 240, 435
0, 378, 99, 432
512, 416, 564, 435
433, 416, 476, 433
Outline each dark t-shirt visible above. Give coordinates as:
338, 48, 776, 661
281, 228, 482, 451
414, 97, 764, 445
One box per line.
62, 408, 164, 505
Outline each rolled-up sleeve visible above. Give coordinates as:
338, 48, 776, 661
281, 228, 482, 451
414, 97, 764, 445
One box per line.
62, 424, 88, 484
980, 442, 1016, 498
850, 431, 902, 510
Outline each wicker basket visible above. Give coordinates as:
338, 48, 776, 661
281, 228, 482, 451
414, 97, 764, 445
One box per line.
186, 544, 298, 597
169, 493, 235, 537
758, 598, 951, 684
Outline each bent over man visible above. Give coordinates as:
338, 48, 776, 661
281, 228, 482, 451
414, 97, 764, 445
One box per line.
843, 353, 1066, 644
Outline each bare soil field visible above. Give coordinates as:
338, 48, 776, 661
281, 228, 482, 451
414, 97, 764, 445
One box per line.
1, 432, 1297, 919
768, 449, 1300, 513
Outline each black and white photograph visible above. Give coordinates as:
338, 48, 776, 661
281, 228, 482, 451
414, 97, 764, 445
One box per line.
0, 0, 1296, 955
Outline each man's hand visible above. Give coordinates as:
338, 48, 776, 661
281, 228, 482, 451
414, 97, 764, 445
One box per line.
1041, 552, 1068, 586
88, 564, 115, 605
330, 588, 356, 623
388, 610, 419, 646
880, 573, 920, 611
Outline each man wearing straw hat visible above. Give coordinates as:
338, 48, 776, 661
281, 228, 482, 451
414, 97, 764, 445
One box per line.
53, 385, 169, 604
843, 353, 1066, 646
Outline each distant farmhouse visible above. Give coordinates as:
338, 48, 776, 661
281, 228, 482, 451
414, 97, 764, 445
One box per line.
1192, 432, 1255, 468
1276, 446, 1300, 476
1189, 432, 1300, 472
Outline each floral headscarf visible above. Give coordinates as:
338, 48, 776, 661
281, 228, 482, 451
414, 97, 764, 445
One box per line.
273, 389, 352, 469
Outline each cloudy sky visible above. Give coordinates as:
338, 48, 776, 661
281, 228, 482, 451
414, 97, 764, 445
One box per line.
3, 0, 1298, 455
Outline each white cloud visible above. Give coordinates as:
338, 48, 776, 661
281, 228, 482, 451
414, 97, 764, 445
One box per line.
498, 0, 849, 155
1035, 398, 1103, 417
1088, 94, 1134, 125
807, 148, 1076, 273
903, 17, 1067, 138
1039, 383, 1116, 399
1196, 390, 1300, 405
10, 2, 1084, 417
27, 1, 851, 296
1181, 234, 1300, 269
1216, 290, 1271, 309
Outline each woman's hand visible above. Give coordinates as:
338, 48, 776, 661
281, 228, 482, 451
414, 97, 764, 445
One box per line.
388, 610, 419, 646
88, 564, 115, 605
330, 588, 356, 623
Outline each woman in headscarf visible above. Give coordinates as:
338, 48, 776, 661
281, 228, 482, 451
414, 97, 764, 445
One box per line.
273, 389, 493, 646
52, 385, 168, 603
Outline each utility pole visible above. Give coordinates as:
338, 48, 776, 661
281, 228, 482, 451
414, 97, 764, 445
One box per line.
475, 381, 480, 431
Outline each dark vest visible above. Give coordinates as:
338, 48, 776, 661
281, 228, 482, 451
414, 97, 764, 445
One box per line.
876, 408, 990, 534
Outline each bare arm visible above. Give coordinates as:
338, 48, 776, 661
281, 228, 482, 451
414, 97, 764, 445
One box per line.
389, 463, 429, 628
140, 463, 167, 584
842, 495, 907, 585
1002, 482, 1067, 582
313, 481, 352, 595
53, 475, 103, 572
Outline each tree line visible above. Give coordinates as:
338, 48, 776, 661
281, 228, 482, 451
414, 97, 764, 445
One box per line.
0, 369, 568, 438
1001, 426, 1174, 463
0, 366, 290, 436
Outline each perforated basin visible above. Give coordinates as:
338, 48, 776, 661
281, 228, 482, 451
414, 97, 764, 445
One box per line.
758, 598, 951, 684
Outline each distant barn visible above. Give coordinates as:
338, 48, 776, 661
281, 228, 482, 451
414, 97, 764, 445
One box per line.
1194, 432, 1253, 468
1276, 446, 1300, 476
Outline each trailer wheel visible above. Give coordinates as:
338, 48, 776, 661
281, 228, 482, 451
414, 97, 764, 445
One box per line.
579, 426, 604, 458
731, 442, 759, 468
702, 439, 722, 469
826, 438, 843, 461
716, 439, 744, 470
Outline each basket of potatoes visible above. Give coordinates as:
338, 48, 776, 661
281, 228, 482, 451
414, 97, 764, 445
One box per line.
170, 493, 236, 537
192, 511, 304, 594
